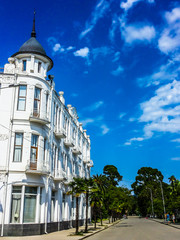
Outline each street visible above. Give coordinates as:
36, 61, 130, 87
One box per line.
87, 217, 180, 240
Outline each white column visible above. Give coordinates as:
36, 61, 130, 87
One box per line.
35, 186, 41, 223
20, 185, 25, 224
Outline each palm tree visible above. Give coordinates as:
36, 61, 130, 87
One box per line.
67, 177, 84, 234
81, 177, 94, 232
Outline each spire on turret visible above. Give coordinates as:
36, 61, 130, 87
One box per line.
31, 10, 36, 38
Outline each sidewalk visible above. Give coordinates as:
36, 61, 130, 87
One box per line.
149, 218, 180, 230
0, 219, 122, 240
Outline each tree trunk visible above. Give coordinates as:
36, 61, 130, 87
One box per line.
100, 209, 103, 225
94, 206, 97, 229
85, 192, 89, 232
75, 197, 79, 234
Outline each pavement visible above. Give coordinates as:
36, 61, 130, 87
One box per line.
149, 217, 180, 230
0, 219, 121, 240
86, 217, 180, 240
1, 217, 179, 240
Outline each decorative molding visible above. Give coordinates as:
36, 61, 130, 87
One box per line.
0, 134, 9, 141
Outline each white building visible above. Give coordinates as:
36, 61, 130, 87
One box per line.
0, 16, 93, 236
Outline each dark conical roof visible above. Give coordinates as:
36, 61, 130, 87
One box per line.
11, 11, 53, 70
18, 37, 46, 56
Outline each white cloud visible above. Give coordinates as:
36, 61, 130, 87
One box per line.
83, 101, 104, 112
124, 137, 144, 145
138, 54, 180, 87
47, 37, 75, 54
100, 124, 110, 135
81, 118, 95, 127
171, 138, 180, 143
120, 0, 141, 11
165, 8, 180, 24
53, 43, 61, 52
66, 46, 75, 51
111, 65, 124, 76
74, 47, 89, 58
119, 112, 126, 119
139, 80, 180, 138
171, 157, 180, 161
158, 8, 180, 54
92, 47, 113, 59
112, 52, 121, 63
120, 0, 154, 12
80, 0, 111, 39
122, 24, 156, 44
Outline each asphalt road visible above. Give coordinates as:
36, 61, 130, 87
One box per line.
87, 216, 180, 240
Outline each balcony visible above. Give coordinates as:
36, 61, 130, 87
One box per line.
54, 128, 66, 139
64, 138, 75, 148
83, 156, 91, 164
53, 169, 67, 181
26, 160, 49, 175
29, 109, 50, 125
87, 160, 94, 167
72, 146, 82, 155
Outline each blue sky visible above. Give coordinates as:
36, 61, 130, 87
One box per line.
1, 0, 180, 187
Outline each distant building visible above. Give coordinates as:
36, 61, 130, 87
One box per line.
0, 15, 93, 236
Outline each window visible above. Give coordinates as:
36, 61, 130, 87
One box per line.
23, 187, 37, 223
71, 196, 74, 218
17, 85, 27, 111
43, 138, 46, 164
22, 60, 27, 71
10, 186, 22, 223
30, 134, 38, 170
33, 87, 41, 117
62, 193, 66, 220
51, 191, 56, 222
38, 62, 42, 73
45, 93, 48, 114
13, 133, 23, 162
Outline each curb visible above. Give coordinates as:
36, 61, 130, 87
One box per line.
149, 218, 180, 230
78, 220, 122, 240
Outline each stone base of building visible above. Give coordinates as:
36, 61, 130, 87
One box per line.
0, 219, 89, 236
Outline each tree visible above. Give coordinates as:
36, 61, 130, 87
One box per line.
131, 167, 164, 217
67, 177, 84, 234
103, 165, 122, 186
81, 177, 94, 232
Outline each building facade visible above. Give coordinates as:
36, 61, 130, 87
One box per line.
0, 18, 93, 236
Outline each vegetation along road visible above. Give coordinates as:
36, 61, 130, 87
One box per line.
87, 217, 180, 240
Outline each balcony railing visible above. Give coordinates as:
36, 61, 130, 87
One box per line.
53, 169, 67, 181
87, 160, 93, 167
26, 159, 49, 174
64, 138, 75, 148
83, 156, 91, 163
72, 146, 82, 155
29, 108, 50, 125
54, 128, 66, 139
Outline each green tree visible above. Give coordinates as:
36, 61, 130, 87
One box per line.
131, 167, 164, 217
103, 165, 122, 186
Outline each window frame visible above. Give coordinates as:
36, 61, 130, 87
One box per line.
17, 85, 27, 111
13, 133, 23, 162
22, 60, 27, 71
33, 87, 41, 117
38, 61, 42, 73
